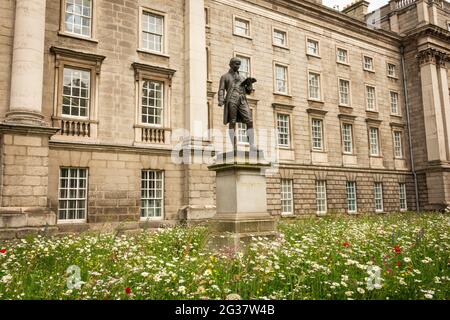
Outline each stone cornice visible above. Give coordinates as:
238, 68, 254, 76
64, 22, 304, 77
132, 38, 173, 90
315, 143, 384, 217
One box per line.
50, 46, 106, 63
403, 23, 450, 44
272, 102, 295, 111
306, 108, 328, 116
0, 123, 60, 136
261, 0, 402, 43
132, 62, 177, 81
50, 46, 106, 74
338, 113, 357, 121
49, 140, 173, 155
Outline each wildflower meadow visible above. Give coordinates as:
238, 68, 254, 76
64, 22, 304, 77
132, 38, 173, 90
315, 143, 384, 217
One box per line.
0, 212, 449, 300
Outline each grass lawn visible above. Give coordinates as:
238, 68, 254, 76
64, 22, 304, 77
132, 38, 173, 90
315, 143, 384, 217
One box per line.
0, 212, 449, 300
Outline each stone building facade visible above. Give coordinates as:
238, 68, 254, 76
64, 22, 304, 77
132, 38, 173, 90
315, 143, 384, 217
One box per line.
0, 0, 449, 238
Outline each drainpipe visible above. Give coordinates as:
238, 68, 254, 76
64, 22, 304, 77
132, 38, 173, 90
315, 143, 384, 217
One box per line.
400, 45, 420, 213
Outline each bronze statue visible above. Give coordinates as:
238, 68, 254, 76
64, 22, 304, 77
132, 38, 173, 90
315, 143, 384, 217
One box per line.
218, 57, 257, 150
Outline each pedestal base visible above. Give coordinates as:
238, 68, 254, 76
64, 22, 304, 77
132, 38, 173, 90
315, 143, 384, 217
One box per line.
207, 214, 277, 251
207, 152, 277, 251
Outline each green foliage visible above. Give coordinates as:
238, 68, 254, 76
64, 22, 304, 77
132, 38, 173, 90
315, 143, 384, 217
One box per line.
0, 213, 449, 300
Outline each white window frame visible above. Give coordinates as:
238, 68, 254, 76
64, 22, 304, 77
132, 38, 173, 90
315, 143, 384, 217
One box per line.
315, 180, 327, 215
365, 85, 377, 111
308, 71, 322, 101
233, 15, 251, 39
274, 62, 289, 95
311, 118, 324, 151
281, 179, 294, 215
133, 65, 173, 132
341, 122, 354, 154
61, 67, 91, 119
369, 127, 380, 156
276, 113, 291, 148
272, 27, 288, 48
234, 53, 251, 79
399, 183, 407, 212
141, 79, 164, 126
58, 167, 88, 224
374, 182, 384, 213
338, 78, 351, 107
390, 91, 400, 115
363, 55, 374, 72
60, 0, 95, 40
387, 63, 397, 78
346, 181, 357, 214
236, 108, 254, 144
306, 37, 320, 57
393, 130, 403, 159
138, 7, 168, 56
141, 170, 164, 221
336, 47, 349, 65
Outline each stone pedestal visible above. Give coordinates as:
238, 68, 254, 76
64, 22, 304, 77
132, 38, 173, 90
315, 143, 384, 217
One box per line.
207, 151, 277, 250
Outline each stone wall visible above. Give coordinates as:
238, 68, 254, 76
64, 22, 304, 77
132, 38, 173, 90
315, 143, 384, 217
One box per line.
267, 168, 416, 216
47, 147, 186, 224
1, 133, 49, 208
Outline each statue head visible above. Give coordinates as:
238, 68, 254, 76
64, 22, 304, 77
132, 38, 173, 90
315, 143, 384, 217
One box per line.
229, 57, 241, 72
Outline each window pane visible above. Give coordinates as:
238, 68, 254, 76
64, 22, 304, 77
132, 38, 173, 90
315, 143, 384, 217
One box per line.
369, 128, 379, 156
236, 55, 250, 79
65, 0, 91, 37
315, 180, 327, 214
235, 18, 250, 36
308, 73, 320, 100
342, 123, 353, 154
58, 168, 87, 221
275, 65, 287, 93
346, 181, 357, 213
142, 80, 163, 125
141, 170, 164, 219
62, 67, 90, 117
281, 179, 293, 214
312, 119, 323, 150
142, 12, 164, 52
277, 114, 290, 147
374, 182, 383, 212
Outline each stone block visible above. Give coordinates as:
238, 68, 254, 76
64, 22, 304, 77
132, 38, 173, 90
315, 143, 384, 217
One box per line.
27, 147, 48, 157
4, 145, 26, 155
0, 213, 27, 228
14, 135, 42, 147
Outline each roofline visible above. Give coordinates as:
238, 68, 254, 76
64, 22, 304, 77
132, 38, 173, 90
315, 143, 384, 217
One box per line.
267, 0, 402, 43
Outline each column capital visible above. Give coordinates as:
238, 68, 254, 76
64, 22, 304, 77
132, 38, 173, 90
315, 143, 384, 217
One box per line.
417, 48, 449, 66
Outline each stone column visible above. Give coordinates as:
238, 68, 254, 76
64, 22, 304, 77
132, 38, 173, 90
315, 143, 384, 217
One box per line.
179, 0, 214, 223
436, 55, 450, 160
6, 0, 47, 125
417, 49, 448, 162
417, 48, 450, 210
184, 0, 208, 141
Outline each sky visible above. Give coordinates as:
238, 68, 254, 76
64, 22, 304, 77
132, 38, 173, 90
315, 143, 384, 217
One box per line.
323, 0, 389, 12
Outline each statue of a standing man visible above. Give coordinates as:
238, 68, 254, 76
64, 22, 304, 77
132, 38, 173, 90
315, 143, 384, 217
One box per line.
218, 57, 257, 150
